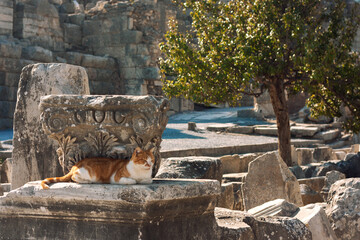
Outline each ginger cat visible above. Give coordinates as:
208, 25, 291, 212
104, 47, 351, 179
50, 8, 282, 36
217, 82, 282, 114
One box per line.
41, 147, 155, 189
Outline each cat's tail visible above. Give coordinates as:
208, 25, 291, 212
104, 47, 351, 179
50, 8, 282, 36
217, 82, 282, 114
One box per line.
41, 171, 73, 189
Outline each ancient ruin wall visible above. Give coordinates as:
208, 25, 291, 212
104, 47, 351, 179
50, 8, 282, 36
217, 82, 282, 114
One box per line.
0, 0, 194, 129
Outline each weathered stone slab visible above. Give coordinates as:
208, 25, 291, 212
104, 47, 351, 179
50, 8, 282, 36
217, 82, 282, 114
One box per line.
220, 153, 259, 174
314, 129, 341, 142
217, 182, 234, 209
11, 63, 90, 189
294, 204, 338, 240
291, 126, 320, 137
226, 126, 254, 134
155, 156, 222, 183
326, 178, 360, 240
206, 123, 236, 132
296, 148, 314, 165
242, 151, 303, 210
320, 170, 345, 201
247, 199, 299, 218
0, 179, 221, 240
254, 126, 278, 136
298, 176, 325, 193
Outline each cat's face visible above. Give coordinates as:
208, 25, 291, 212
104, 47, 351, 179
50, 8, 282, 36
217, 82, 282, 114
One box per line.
131, 147, 155, 170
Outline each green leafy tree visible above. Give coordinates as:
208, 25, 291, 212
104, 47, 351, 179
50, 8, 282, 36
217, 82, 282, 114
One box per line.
159, 0, 360, 166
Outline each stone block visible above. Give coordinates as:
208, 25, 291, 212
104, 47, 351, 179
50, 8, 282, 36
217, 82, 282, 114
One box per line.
296, 148, 314, 165
67, 13, 85, 26
63, 23, 82, 46
320, 170, 345, 201
237, 108, 264, 120
0, 43, 22, 59
81, 54, 117, 69
291, 126, 320, 137
207, 123, 236, 132
11, 63, 90, 189
95, 46, 126, 59
350, 144, 360, 153
314, 129, 341, 142
294, 204, 338, 240
290, 165, 306, 179
156, 157, 223, 183
226, 126, 254, 134
300, 184, 324, 205
215, 208, 255, 240
298, 176, 325, 193
220, 154, 241, 174
21, 46, 53, 62
242, 151, 303, 210
313, 146, 333, 162
254, 126, 278, 136
65, 51, 83, 65
247, 199, 299, 217
215, 208, 312, 240
4, 73, 20, 87
0, 0, 13, 8
326, 178, 360, 240
217, 182, 234, 209
0, 158, 12, 183
0, 179, 221, 240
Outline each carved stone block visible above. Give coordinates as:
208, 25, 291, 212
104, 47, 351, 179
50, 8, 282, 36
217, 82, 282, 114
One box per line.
39, 94, 169, 176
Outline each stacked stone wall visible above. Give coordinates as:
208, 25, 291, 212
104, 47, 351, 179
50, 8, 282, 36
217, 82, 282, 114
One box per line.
0, 0, 13, 36
0, 0, 201, 129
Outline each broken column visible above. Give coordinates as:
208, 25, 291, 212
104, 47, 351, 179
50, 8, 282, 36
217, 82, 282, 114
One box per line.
11, 63, 90, 189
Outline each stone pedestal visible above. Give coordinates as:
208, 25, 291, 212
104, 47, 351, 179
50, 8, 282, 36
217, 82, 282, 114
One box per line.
0, 179, 220, 240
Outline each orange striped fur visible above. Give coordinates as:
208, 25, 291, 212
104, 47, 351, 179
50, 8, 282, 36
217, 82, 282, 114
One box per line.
41, 147, 155, 189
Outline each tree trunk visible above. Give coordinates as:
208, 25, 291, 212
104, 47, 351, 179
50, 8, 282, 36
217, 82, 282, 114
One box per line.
268, 79, 292, 166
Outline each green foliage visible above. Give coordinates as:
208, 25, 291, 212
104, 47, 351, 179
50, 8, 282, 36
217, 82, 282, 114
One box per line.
160, 0, 360, 132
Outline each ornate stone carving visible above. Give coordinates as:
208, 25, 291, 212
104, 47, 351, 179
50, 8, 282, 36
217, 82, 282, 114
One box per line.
40, 95, 169, 175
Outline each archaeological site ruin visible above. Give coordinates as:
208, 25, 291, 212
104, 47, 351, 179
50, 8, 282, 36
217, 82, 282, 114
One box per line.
0, 0, 360, 239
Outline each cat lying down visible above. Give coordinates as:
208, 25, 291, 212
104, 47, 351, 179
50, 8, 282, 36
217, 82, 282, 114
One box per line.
41, 147, 155, 189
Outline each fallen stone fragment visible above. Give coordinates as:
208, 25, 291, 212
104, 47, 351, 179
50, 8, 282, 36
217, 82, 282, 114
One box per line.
295, 204, 338, 240
242, 151, 303, 210
156, 156, 223, 183
247, 199, 299, 218
326, 178, 360, 240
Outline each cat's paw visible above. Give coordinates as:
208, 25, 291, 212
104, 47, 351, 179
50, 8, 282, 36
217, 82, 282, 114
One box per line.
139, 178, 153, 184
118, 177, 137, 185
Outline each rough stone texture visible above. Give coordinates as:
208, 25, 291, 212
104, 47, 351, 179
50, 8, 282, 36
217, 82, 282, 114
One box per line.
217, 182, 234, 209
290, 165, 305, 179
314, 129, 341, 142
294, 204, 338, 240
11, 63, 90, 189
320, 170, 346, 201
215, 208, 255, 240
0, 158, 11, 183
39, 94, 169, 176
0, 0, 13, 35
221, 154, 259, 174
156, 156, 223, 183
296, 148, 314, 165
313, 147, 333, 162
247, 199, 299, 218
0, 179, 221, 240
291, 126, 320, 137
223, 173, 248, 183
299, 184, 324, 205
326, 178, 360, 240
242, 151, 303, 210
336, 152, 360, 177
298, 176, 325, 193
215, 208, 312, 240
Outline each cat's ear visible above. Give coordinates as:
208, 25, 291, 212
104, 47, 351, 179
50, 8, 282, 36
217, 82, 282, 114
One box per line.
135, 147, 142, 155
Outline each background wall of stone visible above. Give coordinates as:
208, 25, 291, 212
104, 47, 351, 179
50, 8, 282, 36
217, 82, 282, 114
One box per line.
0, 0, 195, 129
